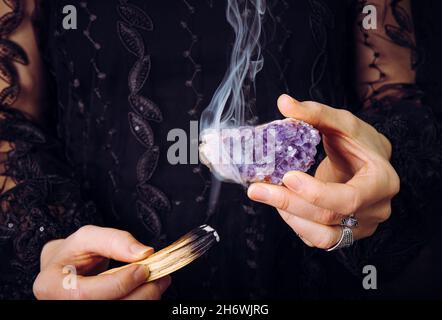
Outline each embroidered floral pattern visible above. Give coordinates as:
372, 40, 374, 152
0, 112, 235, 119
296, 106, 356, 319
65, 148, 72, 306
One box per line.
116, 0, 170, 241
0, 0, 26, 107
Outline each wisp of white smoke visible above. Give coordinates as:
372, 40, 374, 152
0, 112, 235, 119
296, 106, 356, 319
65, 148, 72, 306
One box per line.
200, 0, 266, 132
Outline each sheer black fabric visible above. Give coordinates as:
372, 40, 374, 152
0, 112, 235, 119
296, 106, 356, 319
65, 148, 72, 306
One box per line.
0, 0, 440, 299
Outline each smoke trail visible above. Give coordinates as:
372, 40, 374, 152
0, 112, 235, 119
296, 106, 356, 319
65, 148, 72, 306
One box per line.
200, 0, 266, 132
201, 0, 266, 215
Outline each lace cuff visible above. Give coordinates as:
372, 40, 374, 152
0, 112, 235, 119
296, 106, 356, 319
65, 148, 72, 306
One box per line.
337, 92, 441, 279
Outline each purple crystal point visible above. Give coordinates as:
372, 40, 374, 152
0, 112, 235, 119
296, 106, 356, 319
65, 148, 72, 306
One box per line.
199, 119, 321, 185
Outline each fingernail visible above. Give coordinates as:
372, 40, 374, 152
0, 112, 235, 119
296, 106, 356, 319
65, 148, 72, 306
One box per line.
279, 94, 292, 105
130, 243, 153, 258
282, 94, 299, 103
248, 185, 270, 202
283, 173, 303, 192
133, 264, 150, 282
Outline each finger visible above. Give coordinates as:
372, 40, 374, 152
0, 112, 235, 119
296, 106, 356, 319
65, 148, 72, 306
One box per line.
122, 276, 171, 300
248, 183, 303, 214
64, 226, 154, 263
355, 200, 392, 225
295, 234, 314, 247
34, 264, 149, 300
248, 183, 345, 225
315, 157, 352, 183
277, 94, 361, 136
33, 268, 66, 300
74, 264, 150, 300
278, 213, 376, 249
282, 169, 391, 215
278, 213, 342, 249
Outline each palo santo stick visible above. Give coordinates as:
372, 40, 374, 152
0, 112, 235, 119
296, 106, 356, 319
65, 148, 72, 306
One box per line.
101, 225, 220, 282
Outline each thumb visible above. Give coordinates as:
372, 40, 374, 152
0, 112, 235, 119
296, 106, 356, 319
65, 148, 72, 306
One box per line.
74, 264, 150, 300
64, 225, 154, 263
277, 94, 354, 135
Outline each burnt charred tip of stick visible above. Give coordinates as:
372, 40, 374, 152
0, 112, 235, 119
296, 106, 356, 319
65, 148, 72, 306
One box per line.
187, 224, 219, 240
171, 225, 219, 247
183, 225, 220, 254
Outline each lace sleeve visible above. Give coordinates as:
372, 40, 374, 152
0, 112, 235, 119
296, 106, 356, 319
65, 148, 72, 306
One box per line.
0, 1, 98, 299
336, 0, 442, 279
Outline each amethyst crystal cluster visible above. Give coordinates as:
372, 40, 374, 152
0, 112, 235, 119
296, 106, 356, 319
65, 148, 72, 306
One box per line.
199, 119, 321, 185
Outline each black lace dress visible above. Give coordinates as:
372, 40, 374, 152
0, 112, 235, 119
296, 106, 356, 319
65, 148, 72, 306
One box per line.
0, 0, 440, 299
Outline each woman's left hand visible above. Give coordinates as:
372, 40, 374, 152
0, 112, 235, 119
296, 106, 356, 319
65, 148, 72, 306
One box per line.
247, 94, 400, 249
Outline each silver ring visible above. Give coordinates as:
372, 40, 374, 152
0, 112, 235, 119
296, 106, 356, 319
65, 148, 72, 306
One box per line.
326, 226, 354, 252
341, 215, 358, 228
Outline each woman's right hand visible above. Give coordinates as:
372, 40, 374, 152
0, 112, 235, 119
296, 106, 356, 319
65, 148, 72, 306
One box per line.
33, 225, 171, 300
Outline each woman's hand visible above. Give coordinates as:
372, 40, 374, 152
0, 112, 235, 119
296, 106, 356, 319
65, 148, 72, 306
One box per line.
247, 94, 400, 249
33, 225, 171, 300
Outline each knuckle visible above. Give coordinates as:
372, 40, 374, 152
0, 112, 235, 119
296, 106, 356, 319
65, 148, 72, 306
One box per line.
379, 204, 392, 222
121, 230, 133, 240
339, 109, 356, 121
340, 109, 360, 135
316, 232, 336, 249
320, 209, 339, 225
309, 188, 322, 207
303, 101, 323, 122
75, 225, 95, 238
389, 170, 401, 196
339, 109, 352, 118
377, 161, 400, 198
304, 100, 321, 109
348, 189, 361, 214
276, 193, 290, 212
113, 229, 132, 241
109, 230, 132, 252
67, 225, 96, 246
78, 224, 95, 234
310, 101, 324, 118
41, 240, 60, 262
